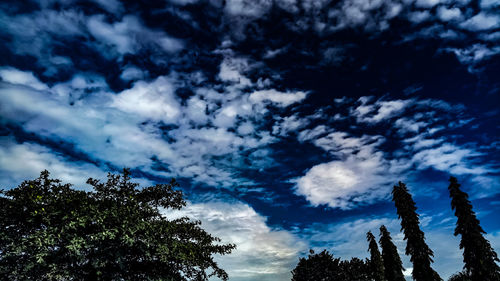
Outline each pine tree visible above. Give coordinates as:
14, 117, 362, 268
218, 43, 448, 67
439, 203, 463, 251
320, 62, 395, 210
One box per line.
379, 225, 405, 281
392, 182, 442, 281
448, 176, 500, 281
367, 231, 386, 281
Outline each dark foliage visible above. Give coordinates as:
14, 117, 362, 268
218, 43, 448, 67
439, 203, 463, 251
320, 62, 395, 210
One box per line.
339, 257, 372, 281
392, 182, 442, 281
379, 225, 405, 281
448, 271, 472, 281
291, 250, 371, 281
291, 250, 341, 281
367, 231, 386, 281
0, 170, 235, 281
448, 176, 500, 281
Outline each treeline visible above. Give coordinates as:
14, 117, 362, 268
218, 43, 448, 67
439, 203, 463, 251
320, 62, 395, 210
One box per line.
291, 177, 500, 281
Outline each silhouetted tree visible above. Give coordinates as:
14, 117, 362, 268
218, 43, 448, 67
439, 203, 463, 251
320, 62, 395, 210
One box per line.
448, 271, 472, 281
392, 182, 442, 281
379, 225, 405, 281
367, 231, 386, 281
291, 249, 341, 281
0, 170, 235, 281
448, 176, 500, 281
339, 257, 371, 281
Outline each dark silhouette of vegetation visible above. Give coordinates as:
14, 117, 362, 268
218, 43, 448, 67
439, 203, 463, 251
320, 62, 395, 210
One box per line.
448, 176, 500, 281
379, 225, 405, 281
290, 178, 500, 281
448, 271, 472, 281
338, 257, 371, 281
0, 170, 235, 281
367, 231, 386, 281
291, 250, 341, 281
2, 171, 500, 281
392, 181, 442, 281
291, 250, 371, 281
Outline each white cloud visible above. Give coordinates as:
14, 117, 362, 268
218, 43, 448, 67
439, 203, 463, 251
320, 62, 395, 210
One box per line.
112, 76, 181, 123
298, 125, 329, 142
91, 0, 124, 14
120, 66, 146, 81
0, 137, 107, 190
163, 200, 306, 281
293, 96, 497, 209
87, 15, 184, 57
412, 143, 490, 175
353, 98, 412, 123
295, 130, 392, 209
272, 114, 309, 137
449, 44, 500, 64
249, 89, 307, 107
408, 11, 431, 23
437, 6, 462, 21
480, 0, 500, 8
224, 0, 273, 18
218, 57, 252, 86
460, 12, 500, 31
415, 0, 441, 8
0, 67, 48, 91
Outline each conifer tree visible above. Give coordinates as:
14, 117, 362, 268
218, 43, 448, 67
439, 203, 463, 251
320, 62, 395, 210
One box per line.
448, 176, 500, 281
379, 225, 405, 281
367, 231, 386, 281
392, 182, 442, 281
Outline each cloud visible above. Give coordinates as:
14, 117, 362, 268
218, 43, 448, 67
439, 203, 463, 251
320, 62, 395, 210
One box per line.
224, 0, 273, 18
120, 66, 147, 81
411, 143, 491, 175
112, 76, 181, 123
295, 129, 392, 209
448, 44, 500, 64
218, 56, 253, 86
293, 96, 497, 208
272, 114, 310, 137
415, 0, 442, 8
352, 98, 412, 124
249, 89, 307, 107
460, 12, 500, 31
0, 67, 49, 91
0, 137, 107, 190
437, 6, 462, 22
163, 200, 306, 281
87, 15, 184, 57
0, 64, 311, 189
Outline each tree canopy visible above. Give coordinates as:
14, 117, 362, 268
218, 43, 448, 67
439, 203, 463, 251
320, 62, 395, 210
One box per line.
291, 249, 371, 281
448, 176, 500, 281
392, 182, 442, 281
0, 170, 235, 281
367, 231, 386, 281
379, 225, 405, 281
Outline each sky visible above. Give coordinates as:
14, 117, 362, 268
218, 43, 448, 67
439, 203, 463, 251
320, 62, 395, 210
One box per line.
0, 0, 499, 280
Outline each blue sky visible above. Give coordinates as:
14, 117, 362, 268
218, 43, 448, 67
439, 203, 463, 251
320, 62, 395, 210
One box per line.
0, 0, 499, 280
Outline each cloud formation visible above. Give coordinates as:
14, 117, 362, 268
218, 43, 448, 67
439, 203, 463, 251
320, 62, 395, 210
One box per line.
164, 200, 306, 281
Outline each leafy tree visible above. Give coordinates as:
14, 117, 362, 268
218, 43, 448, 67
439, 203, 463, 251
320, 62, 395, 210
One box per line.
0, 170, 235, 281
291, 249, 341, 281
392, 182, 442, 281
291, 250, 372, 281
448, 176, 500, 281
339, 257, 371, 281
367, 231, 386, 281
379, 225, 405, 281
